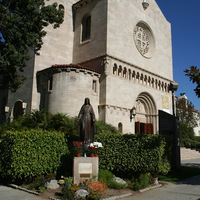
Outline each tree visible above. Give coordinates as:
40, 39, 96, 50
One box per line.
176, 97, 199, 139
176, 98, 198, 128
0, 0, 64, 92
184, 66, 200, 98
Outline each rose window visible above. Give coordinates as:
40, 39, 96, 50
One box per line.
134, 22, 155, 58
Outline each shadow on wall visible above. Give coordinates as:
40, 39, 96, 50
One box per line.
13, 101, 24, 120
0, 89, 8, 123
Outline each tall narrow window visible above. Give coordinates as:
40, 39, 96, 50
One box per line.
82, 15, 91, 41
92, 80, 97, 92
118, 123, 123, 133
48, 76, 53, 91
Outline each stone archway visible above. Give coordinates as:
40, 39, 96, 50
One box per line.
135, 92, 157, 134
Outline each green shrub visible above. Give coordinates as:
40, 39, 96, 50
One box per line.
134, 173, 150, 190
95, 134, 170, 176
96, 121, 120, 135
98, 169, 115, 187
62, 177, 75, 200
0, 111, 79, 137
109, 180, 126, 189
179, 122, 194, 140
0, 111, 118, 138
0, 129, 69, 181
194, 136, 200, 142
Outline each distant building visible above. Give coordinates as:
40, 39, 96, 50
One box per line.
0, 0, 176, 134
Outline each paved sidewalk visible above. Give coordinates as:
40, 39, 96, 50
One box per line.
120, 158, 200, 200
181, 158, 200, 168
0, 185, 43, 200
121, 176, 200, 200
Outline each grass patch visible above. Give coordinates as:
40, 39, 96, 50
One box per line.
159, 166, 200, 183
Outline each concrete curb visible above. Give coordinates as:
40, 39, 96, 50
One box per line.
101, 192, 133, 200
139, 184, 162, 193
7, 183, 163, 200
8, 184, 40, 195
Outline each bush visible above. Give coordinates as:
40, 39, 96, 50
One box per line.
0, 129, 69, 182
27, 174, 55, 193
87, 179, 107, 200
179, 122, 194, 141
133, 173, 150, 190
96, 121, 120, 135
62, 177, 76, 200
109, 179, 126, 189
95, 134, 170, 176
0, 111, 119, 137
0, 111, 79, 137
98, 169, 115, 187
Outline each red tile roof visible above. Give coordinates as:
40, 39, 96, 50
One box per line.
51, 63, 100, 74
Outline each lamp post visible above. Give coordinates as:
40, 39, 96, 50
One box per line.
142, 0, 149, 10
169, 81, 178, 116
130, 106, 136, 121
169, 81, 180, 169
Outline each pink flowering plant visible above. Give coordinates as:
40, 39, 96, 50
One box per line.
73, 141, 83, 154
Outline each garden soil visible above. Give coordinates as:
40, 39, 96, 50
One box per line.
38, 187, 137, 199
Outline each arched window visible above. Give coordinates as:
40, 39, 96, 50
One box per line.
132, 71, 136, 81
128, 69, 132, 80
123, 67, 127, 78
82, 14, 91, 42
118, 65, 122, 77
118, 123, 123, 133
113, 64, 117, 75
59, 4, 64, 11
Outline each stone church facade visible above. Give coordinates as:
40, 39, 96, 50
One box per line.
0, 0, 175, 134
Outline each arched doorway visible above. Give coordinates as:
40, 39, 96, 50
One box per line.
13, 101, 24, 120
134, 92, 157, 134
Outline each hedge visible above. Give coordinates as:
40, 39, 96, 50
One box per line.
95, 134, 170, 176
0, 129, 69, 181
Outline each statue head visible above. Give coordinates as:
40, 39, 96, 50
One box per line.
84, 98, 90, 105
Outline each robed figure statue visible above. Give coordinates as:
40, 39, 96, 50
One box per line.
78, 98, 96, 153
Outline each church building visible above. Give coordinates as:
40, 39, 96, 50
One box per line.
0, 0, 175, 134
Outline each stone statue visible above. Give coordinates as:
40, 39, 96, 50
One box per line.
78, 98, 96, 152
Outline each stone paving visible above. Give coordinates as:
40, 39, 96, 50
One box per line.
0, 185, 42, 200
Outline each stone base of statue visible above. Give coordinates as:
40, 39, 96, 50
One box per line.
73, 157, 99, 185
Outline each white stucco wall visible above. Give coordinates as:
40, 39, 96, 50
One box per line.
47, 69, 100, 119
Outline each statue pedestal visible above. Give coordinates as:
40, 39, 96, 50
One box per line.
73, 157, 99, 184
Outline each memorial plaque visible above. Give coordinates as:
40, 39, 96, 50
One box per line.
79, 163, 92, 174
80, 174, 91, 178
73, 157, 99, 184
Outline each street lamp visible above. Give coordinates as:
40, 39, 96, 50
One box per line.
169, 81, 178, 116
142, 0, 149, 10
130, 106, 136, 121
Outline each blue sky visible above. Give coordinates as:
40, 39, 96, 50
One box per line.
155, 0, 200, 110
